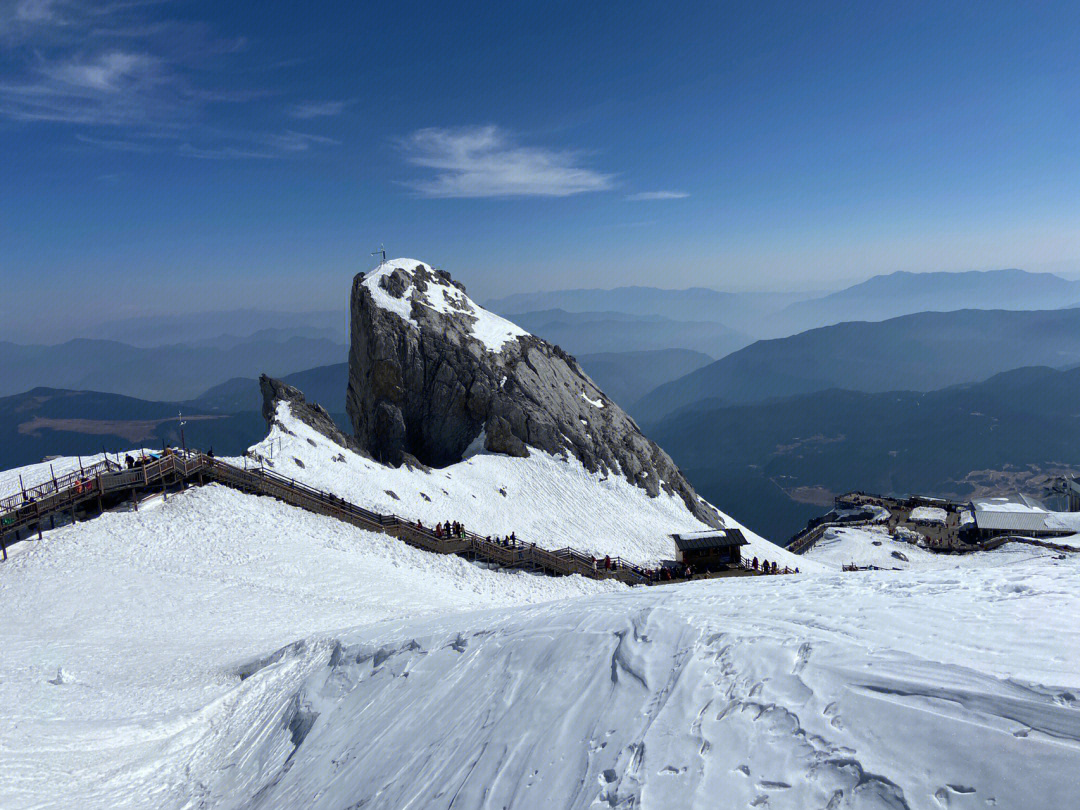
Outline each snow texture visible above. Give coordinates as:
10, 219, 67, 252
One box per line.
1, 441, 1078, 808
908, 506, 947, 524
5, 500, 1077, 809
362, 258, 529, 353
0, 483, 620, 809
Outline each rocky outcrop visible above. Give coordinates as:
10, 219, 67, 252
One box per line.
260, 374, 358, 452
346, 259, 720, 527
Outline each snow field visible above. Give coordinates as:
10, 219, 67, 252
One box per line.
0, 483, 620, 810
1, 440, 1078, 808
219, 555, 1080, 809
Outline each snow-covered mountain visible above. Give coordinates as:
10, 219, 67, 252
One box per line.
3, 258, 1079, 810
251, 398, 809, 569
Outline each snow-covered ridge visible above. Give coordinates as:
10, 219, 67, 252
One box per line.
249, 402, 819, 570
362, 258, 529, 352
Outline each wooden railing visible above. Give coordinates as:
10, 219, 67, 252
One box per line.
0, 459, 118, 515
199, 458, 652, 584
0, 451, 728, 585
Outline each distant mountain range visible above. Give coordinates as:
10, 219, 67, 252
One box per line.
509, 309, 748, 358
79, 309, 344, 348
195, 363, 349, 416
637, 308, 1080, 421
647, 365, 1080, 541
486, 287, 810, 338
772, 269, 1080, 336
487, 269, 1080, 343
574, 350, 713, 409
0, 334, 345, 401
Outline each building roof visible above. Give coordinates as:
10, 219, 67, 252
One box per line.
909, 506, 947, 524
671, 529, 747, 551
972, 511, 1054, 533
972, 494, 1048, 513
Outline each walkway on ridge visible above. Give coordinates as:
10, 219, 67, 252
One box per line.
0, 452, 657, 583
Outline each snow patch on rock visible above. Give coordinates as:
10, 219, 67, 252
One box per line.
362, 258, 529, 353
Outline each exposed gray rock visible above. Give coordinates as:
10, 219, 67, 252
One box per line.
346, 259, 720, 527
260, 374, 359, 453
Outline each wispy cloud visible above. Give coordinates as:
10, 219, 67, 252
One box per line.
626, 190, 689, 200
0, 0, 339, 160
12, 0, 59, 24
78, 128, 338, 159
180, 130, 338, 159
400, 125, 615, 198
289, 99, 349, 119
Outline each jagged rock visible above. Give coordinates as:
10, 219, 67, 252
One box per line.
346, 258, 721, 527
259, 374, 358, 452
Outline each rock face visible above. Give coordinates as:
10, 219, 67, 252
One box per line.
346, 259, 720, 527
260, 374, 357, 451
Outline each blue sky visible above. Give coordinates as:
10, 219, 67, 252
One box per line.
2, 0, 1079, 338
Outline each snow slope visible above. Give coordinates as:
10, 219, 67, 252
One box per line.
20, 548, 1071, 810
363, 258, 529, 353
245, 558, 1080, 809
2, 460, 1077, 808
0, 484, 620, 810
244, 402, 817, 570
804, 524, 1063, 571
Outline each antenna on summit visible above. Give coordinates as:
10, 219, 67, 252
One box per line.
371, 244, 386, 265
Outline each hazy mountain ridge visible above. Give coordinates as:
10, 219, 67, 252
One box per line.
775, 268, 1080, 334
508, 309, 747, 357
646, 365, 1080, 540
0, 388, 267, 469
0, 336, 346, 401
486, 286, 812, 337
637, 307, 1080, 420
79, 309, 345, 348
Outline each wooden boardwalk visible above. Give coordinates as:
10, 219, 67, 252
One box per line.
0, 453, 657, 583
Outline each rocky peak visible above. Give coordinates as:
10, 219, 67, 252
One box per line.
346, 258, 721, 527
259, 374, 357, 451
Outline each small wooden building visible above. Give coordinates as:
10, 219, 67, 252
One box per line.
671, 529, 748, 572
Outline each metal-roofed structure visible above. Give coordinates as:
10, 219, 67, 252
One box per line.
671, 529, 747, 571
970, 496, 1076, 540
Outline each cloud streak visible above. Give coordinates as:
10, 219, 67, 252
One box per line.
289, 99, 349, 119
400, 125, 614, 198
0, 1, 339, 160
626, 190, 689, 200
77, 129, 338, 159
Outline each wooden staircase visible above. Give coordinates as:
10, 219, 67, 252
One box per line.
0, 453, 651, 584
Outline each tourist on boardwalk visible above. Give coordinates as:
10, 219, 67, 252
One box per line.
752, 556, 758, 571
